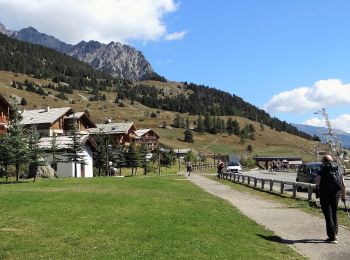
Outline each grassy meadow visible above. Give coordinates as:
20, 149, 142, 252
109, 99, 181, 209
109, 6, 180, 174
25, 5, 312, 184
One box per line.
0, 176, 302, 259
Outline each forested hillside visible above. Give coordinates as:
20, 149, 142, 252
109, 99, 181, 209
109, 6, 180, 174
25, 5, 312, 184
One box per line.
0, 33, 128, 92
0, 33, 313, 140
119, 82, 315, 140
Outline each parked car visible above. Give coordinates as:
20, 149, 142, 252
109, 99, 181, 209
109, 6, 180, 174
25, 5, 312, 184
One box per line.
226, 161, 242, 174
295, 162, 322, 184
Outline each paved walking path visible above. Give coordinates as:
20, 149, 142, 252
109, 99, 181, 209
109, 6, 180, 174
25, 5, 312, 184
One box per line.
187, 173, 350, 260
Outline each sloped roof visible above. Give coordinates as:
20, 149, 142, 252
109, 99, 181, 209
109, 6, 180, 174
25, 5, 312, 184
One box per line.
21, 107, 72, 125
39, 135, 96, 150
135, 129, 159, 138
67, 112, 96, 128
88, 122, 135, 135
67, 112, 85, 119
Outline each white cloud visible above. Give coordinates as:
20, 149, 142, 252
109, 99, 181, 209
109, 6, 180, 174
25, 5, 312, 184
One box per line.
303, 114, 350, 133
263, 79, 350, 113
0, 0, 184, 44
165, 30, 187, 41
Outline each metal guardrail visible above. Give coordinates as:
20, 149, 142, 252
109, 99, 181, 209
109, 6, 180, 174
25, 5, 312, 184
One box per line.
218, 171, 350, 201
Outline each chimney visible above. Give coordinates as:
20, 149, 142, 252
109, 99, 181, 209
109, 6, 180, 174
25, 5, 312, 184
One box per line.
45, 106, 50, 112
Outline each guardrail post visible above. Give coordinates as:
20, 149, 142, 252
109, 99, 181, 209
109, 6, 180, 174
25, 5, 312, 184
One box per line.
229, 173, 232, 180
280, 181, 284, 194
308, 185, 313, 201
248, 176, 251, 185
254, 178, 257, 188
261, 179, 265, 190
242, 175, 245, 184
292, 183, 297, 198
270, 180, 273, 191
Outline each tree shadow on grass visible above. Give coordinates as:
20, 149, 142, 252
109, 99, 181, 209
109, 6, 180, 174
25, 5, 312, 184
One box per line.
0, 181, 28, 185
257, 234, 326, 244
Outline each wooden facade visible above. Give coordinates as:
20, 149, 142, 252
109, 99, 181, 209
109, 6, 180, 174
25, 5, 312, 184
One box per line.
0, 95, 13, 135
134, 129, 160, 150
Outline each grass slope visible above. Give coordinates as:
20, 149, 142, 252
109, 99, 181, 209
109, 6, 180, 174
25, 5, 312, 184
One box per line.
0, 70, 319, 160
0, 176, 302, 259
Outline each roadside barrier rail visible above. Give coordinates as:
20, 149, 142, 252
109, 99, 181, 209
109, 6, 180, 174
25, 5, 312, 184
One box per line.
218, 171, 350, 201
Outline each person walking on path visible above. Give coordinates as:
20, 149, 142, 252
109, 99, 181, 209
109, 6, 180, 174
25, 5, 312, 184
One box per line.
217, 160, 224, 178
315, 155, 347, 244
186, 162, 192, 176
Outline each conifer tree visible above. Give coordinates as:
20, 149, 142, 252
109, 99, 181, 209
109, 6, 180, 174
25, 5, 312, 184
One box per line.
27, 125, 46, 182
139, 143, 150, 175
65, 122, 85, 178
113, 144, 125, 175
226, 117, 234, 135
7, 105, 27, 182
196, 115, 205, 133
125, 143, 139, 175
233, 119, 241, 136
0, 134, 12, 182
184, 128, 194, 143
93, 132, 106, 177
50, 133, 60, 178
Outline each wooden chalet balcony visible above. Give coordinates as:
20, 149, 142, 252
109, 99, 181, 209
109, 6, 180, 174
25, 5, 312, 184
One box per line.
0, 115, 9, 125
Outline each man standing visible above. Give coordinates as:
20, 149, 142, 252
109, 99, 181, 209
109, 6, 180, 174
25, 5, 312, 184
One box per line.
316, 155, 346, 243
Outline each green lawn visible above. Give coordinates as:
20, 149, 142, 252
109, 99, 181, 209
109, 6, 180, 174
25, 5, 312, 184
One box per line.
0, 176, 302, 259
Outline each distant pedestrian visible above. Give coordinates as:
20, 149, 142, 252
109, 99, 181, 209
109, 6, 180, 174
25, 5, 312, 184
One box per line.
217, 160, 224, 178
186, 162, 192, 176
315, 155, 346, 244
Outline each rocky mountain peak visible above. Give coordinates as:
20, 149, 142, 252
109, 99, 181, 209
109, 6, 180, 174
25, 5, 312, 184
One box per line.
0, 22, 12, 36
2, 22, 157, 82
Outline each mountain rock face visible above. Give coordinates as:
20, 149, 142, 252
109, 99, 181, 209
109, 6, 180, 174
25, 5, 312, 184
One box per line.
0, 22, 11, 36
68, 40, 154, 81
0, 23, 155, 82
13, 27, 73, 53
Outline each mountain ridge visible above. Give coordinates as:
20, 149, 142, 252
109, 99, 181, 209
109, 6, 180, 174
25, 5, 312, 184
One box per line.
293, 123, 350, 148
0, 22, 155, 82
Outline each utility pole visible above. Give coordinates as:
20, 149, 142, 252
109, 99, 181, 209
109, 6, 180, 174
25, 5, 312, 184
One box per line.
178, 148, 180, 172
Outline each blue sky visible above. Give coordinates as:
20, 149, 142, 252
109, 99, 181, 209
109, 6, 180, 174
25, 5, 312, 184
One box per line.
1, 0, 350, 132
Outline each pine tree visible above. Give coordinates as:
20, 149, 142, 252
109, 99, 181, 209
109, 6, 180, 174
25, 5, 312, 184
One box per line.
50, 133, 60, 178
27, 125, 46, 182
0, 134, 12, 182
139, 143, 150, 175
65, 123, 85, 178
247, 144, 253, 154
233, 119, 241, 136
7, 105, 27, 182
184, 128, 194, 143
93, 132, 106, 177
226, 117, 234, 135
125, 143, 139, 175
196, 115, 205, 133
112, 144, 125, 175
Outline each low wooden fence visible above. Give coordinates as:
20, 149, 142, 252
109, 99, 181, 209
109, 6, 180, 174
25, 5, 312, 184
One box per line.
218, 171, 350, 201
192, 163, 216, 171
